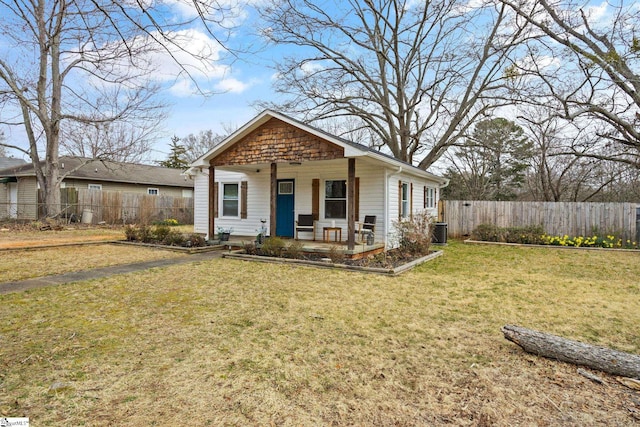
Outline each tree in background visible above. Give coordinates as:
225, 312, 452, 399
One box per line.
0, 0, 236, 217
517, 107, 627, 202
61, 121, 161, 164
181, 129, 229, 162
443, 118, 532, 200
501, 0, 640, 168
258, 0, 529, 169
0, 132, 6, 157
158, 136, 189, 169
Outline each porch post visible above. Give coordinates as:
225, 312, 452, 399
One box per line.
270, 162, 277, 237
347, 158, 356, 250
208, 165, 215, 239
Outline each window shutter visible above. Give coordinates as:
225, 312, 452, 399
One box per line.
312, 178, 319, 220
398, 180, 402, 219
424, 186, 427, 209
410, 182, 413, 219
240, 181, 248, 219
355, 177, 360, 221
213, 182, 219, 219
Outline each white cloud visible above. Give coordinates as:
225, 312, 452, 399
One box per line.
146, 29, 229, 82
215, 77, 251, 93
168, 79, 198, 97
583, 1, 609, 22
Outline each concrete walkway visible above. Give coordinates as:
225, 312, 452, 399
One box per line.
0, 250, 223, 295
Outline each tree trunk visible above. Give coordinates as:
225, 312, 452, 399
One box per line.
502, 325, 640, 379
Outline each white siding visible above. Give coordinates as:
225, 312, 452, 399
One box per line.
282, 159, 387, 242
385, 170, 442, 248
194, 158, 443, 244
193, 169, 268, 238
193, 172, 210, 235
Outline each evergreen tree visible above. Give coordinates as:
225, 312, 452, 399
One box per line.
444, 118, 533, 200
158, 136, 189, 169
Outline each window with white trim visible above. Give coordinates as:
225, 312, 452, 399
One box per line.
88, 183, 102, 191
401, 182, 410, 218
222, 183, 239, 217
424, 187, 435, 209
324, 180, 346, 219
147, 188, 159, 195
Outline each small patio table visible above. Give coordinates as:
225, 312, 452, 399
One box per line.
322, 226, 342, 243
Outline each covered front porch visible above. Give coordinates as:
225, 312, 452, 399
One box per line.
204, 113, 372, 251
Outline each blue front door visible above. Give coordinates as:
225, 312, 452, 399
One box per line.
276, 179, 295, 238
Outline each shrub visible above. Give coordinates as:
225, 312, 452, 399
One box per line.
162, 230, 186, 246
328, 245, 345, 264
471, 224, 501, 242
261, 237, 286, 257
136, 225, 153, 243
124, 224, 137, 241
503, 225, 545, 244
187, 234, 206, 248
471, 224, 545, 244
392, 210, 434, 256
285, 240, 305, 259
243, 241, 258, 255
152, 224, 171, 242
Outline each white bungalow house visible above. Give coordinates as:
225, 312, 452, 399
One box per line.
187, 110, 448, 251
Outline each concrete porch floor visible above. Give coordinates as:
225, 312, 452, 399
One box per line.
221, 236, 386, 259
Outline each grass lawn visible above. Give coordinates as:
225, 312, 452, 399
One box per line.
0, 224, 195, 249
0, 241, 638, 425
0, 245, 186, 282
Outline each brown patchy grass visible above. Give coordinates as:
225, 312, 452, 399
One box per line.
0, 223, 194, 249
0, 241, 639, 425
0, 244, 186, 282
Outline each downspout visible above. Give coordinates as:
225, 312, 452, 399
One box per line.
384, 169, 389, 249
385, 166, 403, 249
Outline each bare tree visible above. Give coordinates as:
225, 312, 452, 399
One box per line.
518, 107, 627, 201
61, 120, 161, 163
258, 0, 529, 169
181, 126, 236, 162
500, 0, 640, 168
0, 131, 6, 157
0, 0, 238, 217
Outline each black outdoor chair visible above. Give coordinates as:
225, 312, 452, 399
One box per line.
295, 214, 316, 240
356, 215, 376, 243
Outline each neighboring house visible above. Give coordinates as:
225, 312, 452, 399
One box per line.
0, 156, 194, 220
187, 110, 449, 250
0, 157, 28, 220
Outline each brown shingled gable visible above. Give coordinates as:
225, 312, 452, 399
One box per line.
210, 118, 344, 166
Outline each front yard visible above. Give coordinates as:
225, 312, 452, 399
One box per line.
1, 241, 639, 425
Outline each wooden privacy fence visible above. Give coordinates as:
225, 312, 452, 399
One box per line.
39, 188, 194, 224
442, 200, 640, 242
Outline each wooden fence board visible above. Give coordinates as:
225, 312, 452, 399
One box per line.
443, 200, 639, 241
36, 188, 194, 224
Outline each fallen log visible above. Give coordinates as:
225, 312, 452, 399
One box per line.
502, 324, 640, 379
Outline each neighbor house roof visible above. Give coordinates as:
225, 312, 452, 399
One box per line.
0, 157, 27, 170
190, 110, 449, 186
0, 156, 193, 188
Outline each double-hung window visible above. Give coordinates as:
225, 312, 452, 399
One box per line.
401, 182, 410, 218
222, 183, 239, 217
324, 180, 346, 219
424, 187, 435, 209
